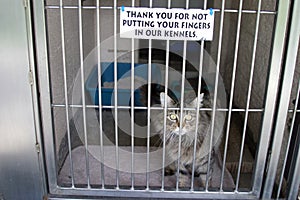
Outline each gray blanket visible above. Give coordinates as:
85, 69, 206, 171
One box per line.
58, 145, 235, 190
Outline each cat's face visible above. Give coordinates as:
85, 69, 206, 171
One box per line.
160, 92, 204, 136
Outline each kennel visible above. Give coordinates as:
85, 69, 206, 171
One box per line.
1, 0, 299, 199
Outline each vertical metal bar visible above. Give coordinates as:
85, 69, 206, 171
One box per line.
277, 80, 300, 199
130, 0, 135, 190
175, 0, 189, 191
235, 0, 261, 191
113, 0, 119, 189
78, 0, 90, 188
190, 0, 207, 192
146, 42, 151, 190
146, 0, 153, 191
252, 0, 290, 196
32, 0, 58, 192
190, 40, 204, 191
161, 42, 169, 191
176, 37, 187, 192
220, 0, 243, 191
262, 0, 300, 196
146, 28, 152, 191
59, 0, 75, 188
130, 41, 135, 190
96, 0, 105, 189
24, 0, 48, 195
204, 0, 225, 191
287, 140, 300, 200
161, 0, 171, 191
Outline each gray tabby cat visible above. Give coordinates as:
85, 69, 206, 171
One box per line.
151, 92, 224, 188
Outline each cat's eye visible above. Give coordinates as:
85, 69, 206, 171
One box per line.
169, 113, 177, 120
185, 114, 192, 121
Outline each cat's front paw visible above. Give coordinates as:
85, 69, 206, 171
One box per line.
199, 173, 212, 188
178, 173, 190, 188
164, 164, 176, 176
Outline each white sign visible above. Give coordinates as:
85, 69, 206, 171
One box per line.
120, 7, 215, 41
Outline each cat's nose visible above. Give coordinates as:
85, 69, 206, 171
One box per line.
176, 120, 186, 129
182, 120, 186, 127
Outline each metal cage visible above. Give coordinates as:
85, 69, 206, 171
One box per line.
24, 0, 300, 199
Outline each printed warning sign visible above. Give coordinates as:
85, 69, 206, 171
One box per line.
120, 7, 215, 41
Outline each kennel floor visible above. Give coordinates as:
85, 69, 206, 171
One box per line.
57, 108, 254, 190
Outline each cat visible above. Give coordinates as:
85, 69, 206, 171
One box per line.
151, 91, 224, 188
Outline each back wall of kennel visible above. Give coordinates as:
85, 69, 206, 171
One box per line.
32, 0, 300, 199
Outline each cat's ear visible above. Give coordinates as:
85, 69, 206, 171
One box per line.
160, 92, 175, 107
191, 93, 204, 107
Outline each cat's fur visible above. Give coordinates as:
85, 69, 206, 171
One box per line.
151, 92, 224, 187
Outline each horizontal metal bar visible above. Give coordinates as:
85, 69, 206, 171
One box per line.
49, 186, 257, 199
288, 109, 300, 113
51, 104, 264, 112
44, 5, 276, 15
218, 9, 276, 14
45, 5, 112, 9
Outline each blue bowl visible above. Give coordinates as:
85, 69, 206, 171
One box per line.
85, 62, 161, 106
